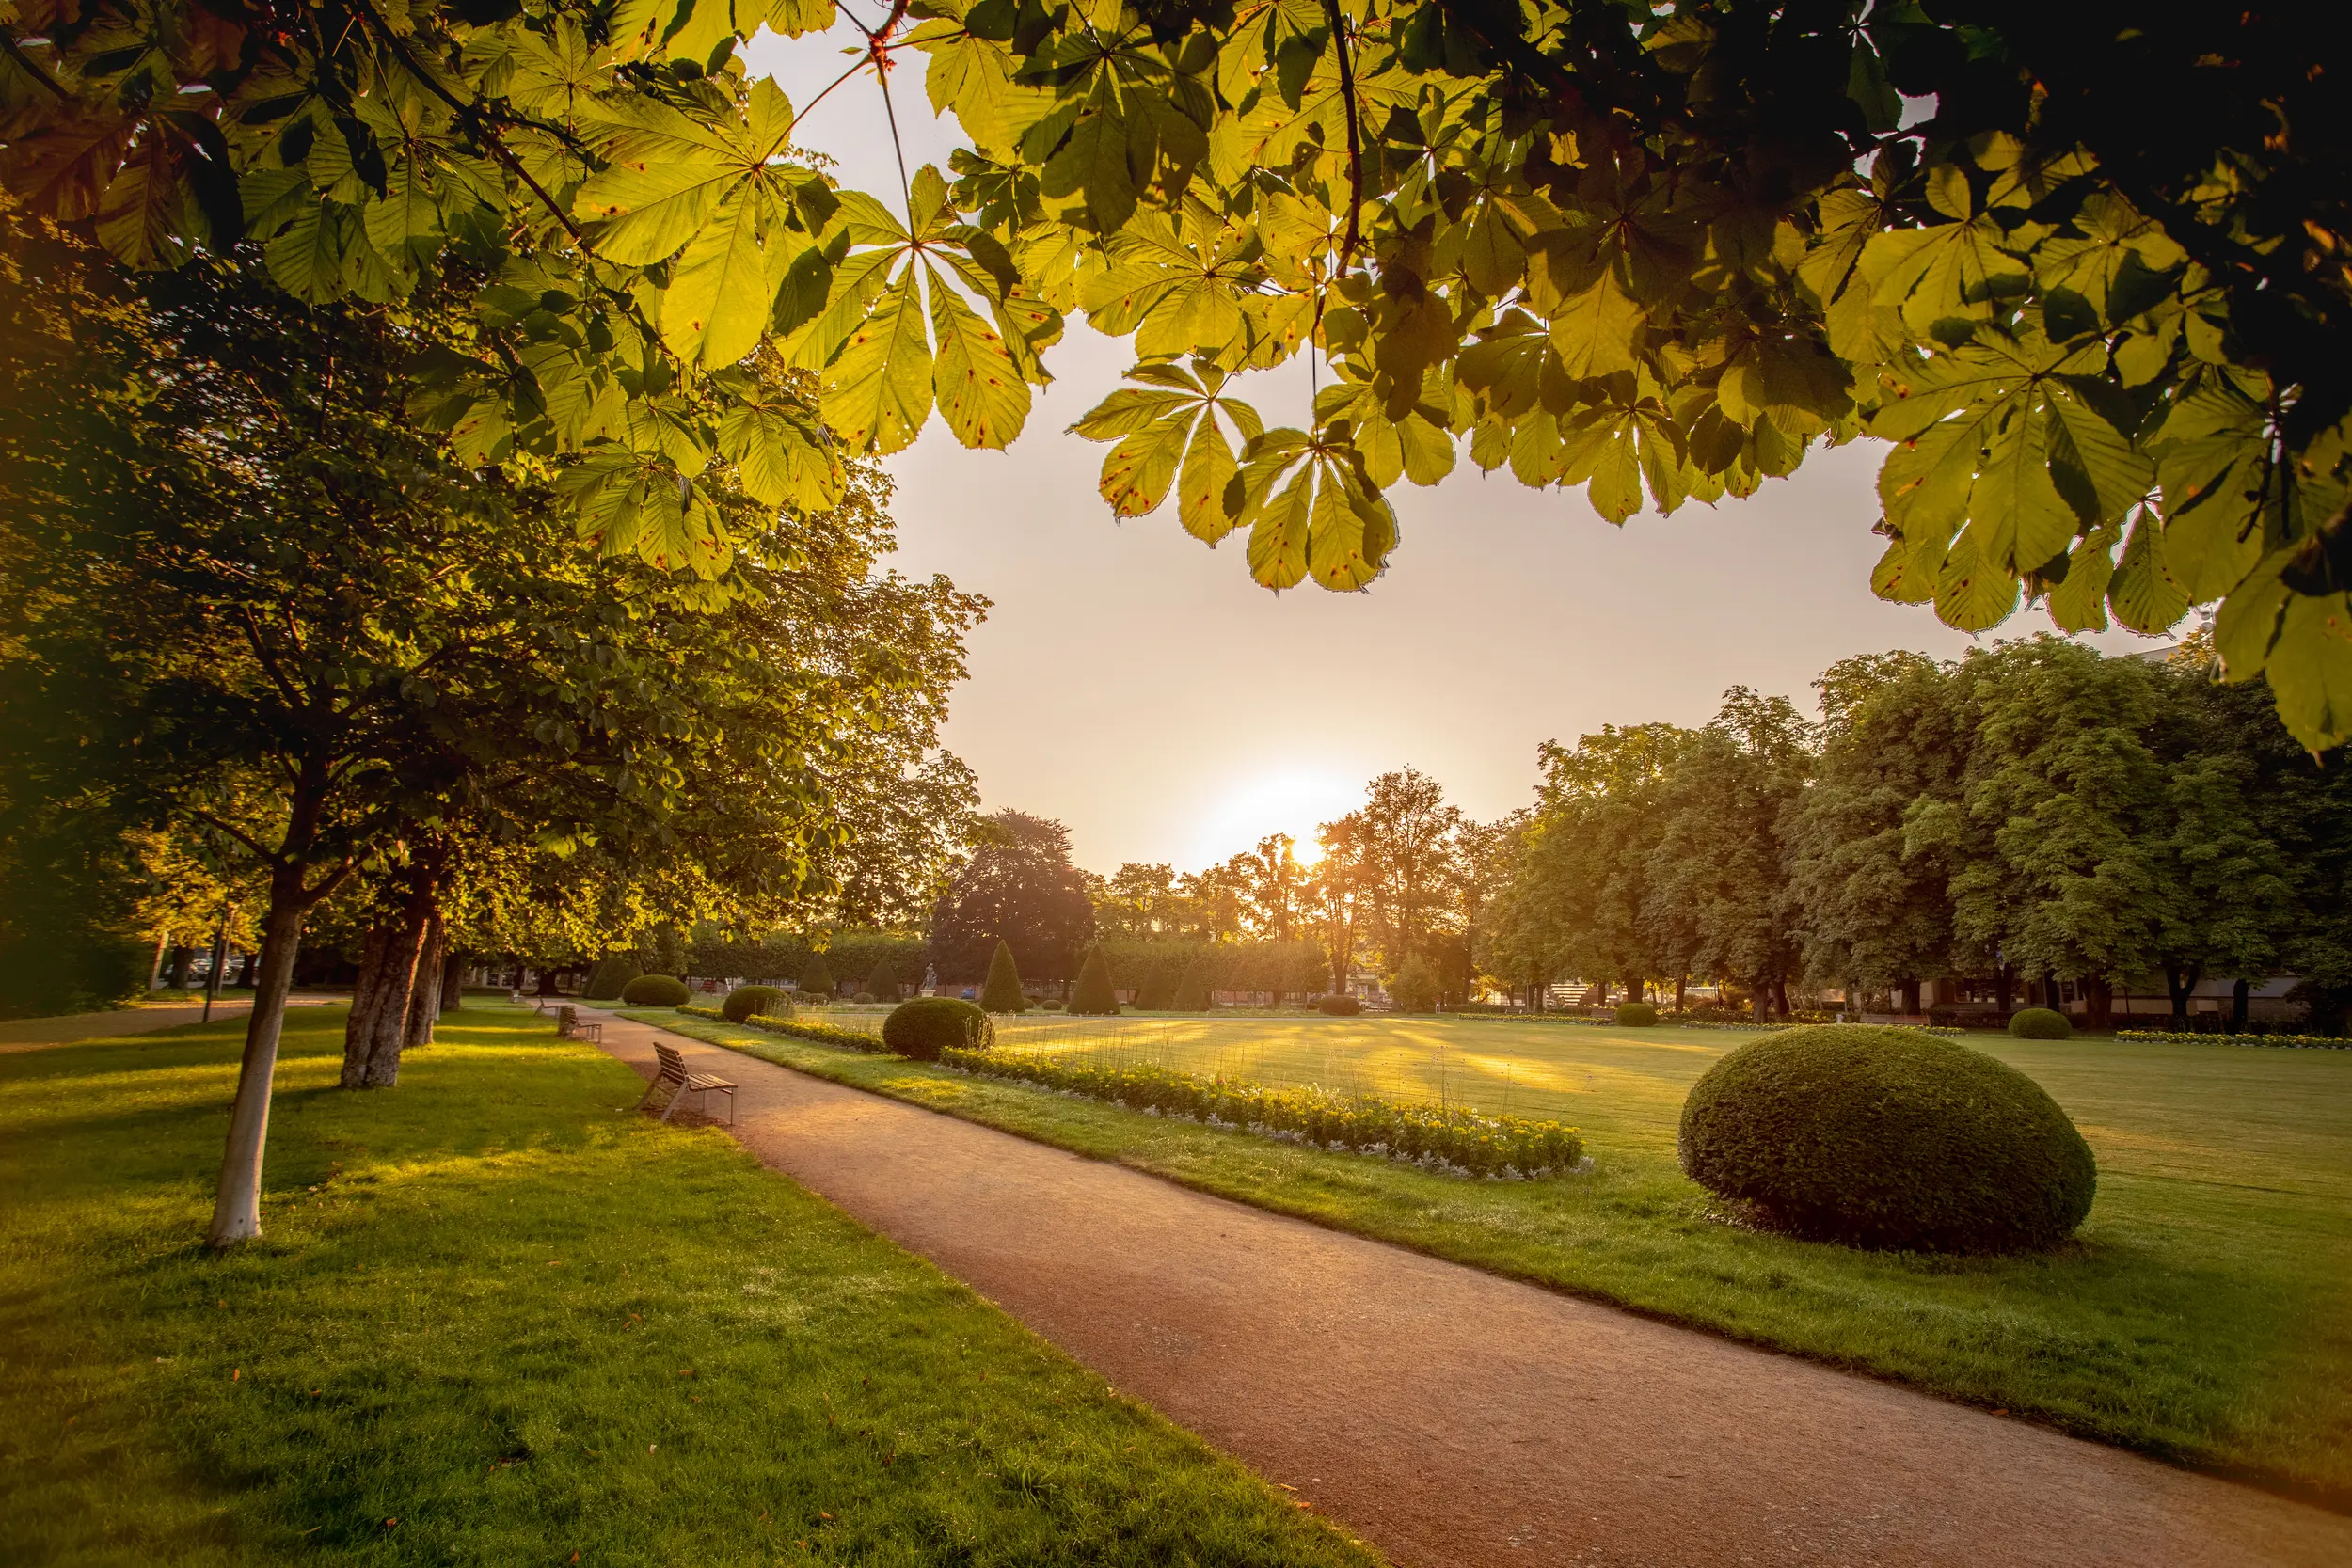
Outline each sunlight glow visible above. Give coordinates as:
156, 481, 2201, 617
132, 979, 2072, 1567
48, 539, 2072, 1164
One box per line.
1187, 770, 1362, 871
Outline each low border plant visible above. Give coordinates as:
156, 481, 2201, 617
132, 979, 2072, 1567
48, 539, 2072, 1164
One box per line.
940, 1048, 1583, 1180
2114, 1029, 2349, 1050
678, 1003, 884, 1053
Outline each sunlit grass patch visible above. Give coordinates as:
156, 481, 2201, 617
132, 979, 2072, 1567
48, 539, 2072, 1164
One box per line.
0, 1006, 1379, 1567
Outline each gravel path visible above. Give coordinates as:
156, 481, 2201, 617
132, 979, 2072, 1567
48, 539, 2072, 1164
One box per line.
586, 1007, 2352, 1568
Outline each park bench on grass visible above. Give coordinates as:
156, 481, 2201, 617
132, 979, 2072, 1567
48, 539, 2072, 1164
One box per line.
554, 1005, 603, 1045
639, 1040, 736, 1125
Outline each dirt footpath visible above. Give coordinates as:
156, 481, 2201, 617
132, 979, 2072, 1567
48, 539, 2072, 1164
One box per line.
585, 1008, 2352, 1568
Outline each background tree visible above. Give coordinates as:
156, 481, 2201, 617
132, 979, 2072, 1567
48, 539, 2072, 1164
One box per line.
1351, 768, 1465, 973
927, 810, 1095, 987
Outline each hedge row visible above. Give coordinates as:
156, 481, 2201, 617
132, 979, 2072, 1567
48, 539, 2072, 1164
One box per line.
937, 1048, 1584, 1180
2114, 1029, 2349, 1050
676, 1004, 888, 1053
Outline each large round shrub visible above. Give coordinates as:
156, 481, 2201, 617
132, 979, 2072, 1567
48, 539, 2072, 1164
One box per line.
621, 974, 690, 1006
882, 997, 993, 1061
723, 984, 788, 1023
1314, 993, 1363, 1016
1678, 1025, 2096, 1254
1615, 1001, 1659, 1027
2009, 1006, 2074, 1040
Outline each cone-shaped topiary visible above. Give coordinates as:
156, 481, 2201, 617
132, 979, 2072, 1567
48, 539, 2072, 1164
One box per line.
582, 954, 641, 1001
883, 997, 993, 1060
620, 974, 690, 1006
1134, 965, 1176, 1010
979, 940, 1027, 1012
1170, 958, 1211, 1012
2009, 1006, 2074, 1039
865, 954, 898, 1002
723, 984, 789, 1022
799, 954, 835, 999
1386, 954, 1439, 1013
1068, 946, 1119, 1015
1679, 1025, 2097, 1253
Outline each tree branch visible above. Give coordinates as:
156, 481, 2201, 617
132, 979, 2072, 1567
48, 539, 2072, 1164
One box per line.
1325, 0, 1365, 277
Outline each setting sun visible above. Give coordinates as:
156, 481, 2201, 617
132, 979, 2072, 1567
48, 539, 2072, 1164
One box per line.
1188, 770, 1362, 870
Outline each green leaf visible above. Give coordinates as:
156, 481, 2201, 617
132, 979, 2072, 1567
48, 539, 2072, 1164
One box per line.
2265, 591, 2352, 752
2044, 523, 2121, 633
926, 261, 1031, 447
660, 190, 770, 369
1548, 266, 1643, 381
2109, 511, 2192, 634
1934, 523, 2021, 630
1247, 466, 1313, 590
820, 264, 934, 453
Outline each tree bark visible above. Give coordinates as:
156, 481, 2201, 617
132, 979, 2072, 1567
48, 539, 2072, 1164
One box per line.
149, 933, 167, 992
404, 912, 444, 1051
1994, 966, 2015, 1015
235, 946, 260, 988
1773, 976, 1791, 1018
1899, 977, 1922, 1016
2163, 960, 2202, 1029
207, 868, 311, 1247
1674, 974, 1687, 1014
362, 866, 439, 1086
2085, 977, 2116, 1035
167, 943, 192, 990
439, 954, 464, 1015
2231, 977, 2251, 1033
341, 925, 395, 1087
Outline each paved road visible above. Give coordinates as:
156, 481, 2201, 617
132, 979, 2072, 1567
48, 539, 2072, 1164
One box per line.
586, 1006, 2352, 1568
0, 997, 337, 1053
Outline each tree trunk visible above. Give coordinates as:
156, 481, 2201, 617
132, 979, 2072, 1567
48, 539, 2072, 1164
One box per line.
1674, 975, 1687, 1014
2163, 961, 2201, 1030
2085, 977, 2115, 1034
535, 966, 562, 997
404, 912, 444, 1051
236, 946, 261, 988
2231, 977, 2250, 1033
1899, 977, 1922, 1016
362, 868, 439, 1086
207, 870, 310, 1247
439, 954, 464, 1015
167, 943, 192, 990
150, 933, 168, 992
1773, 976, 1791, 1018
1751, 982, 1771, 1025
341, 925, 396, 1087
1994, 966, 2014, 1015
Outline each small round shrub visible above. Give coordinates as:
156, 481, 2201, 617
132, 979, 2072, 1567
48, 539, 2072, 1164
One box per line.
1314, 993, 1363, 1016
1678, 1025, 2097, 1254
852, 991, 877, 1005
882, 997, 993, 1061
2009, 1006, 2074, 1040
1041, 999, 1065, 1011
1615, 1001, 1659, 1027
621, 974, 690, 1006
723, 984, 788, 1023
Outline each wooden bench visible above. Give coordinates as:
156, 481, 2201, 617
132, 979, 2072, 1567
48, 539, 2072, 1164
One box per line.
637, 1040, 736, 1125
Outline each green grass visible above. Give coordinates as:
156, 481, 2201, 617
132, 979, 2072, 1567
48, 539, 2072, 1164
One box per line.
0, 1005, 1380, 1567
636, 1009, 2352, 1501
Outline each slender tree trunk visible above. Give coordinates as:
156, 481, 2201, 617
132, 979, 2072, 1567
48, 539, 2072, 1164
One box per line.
439, 954, 464, 1015
1752, 981, 1771, 1025
1773, 976, 1791, 1018
359, 866, 438, 1087
2086, 977, 2115, 1034
167, 943, 192, 990
404, 912, 444, 1050
1675, 974, 1687, 1014
235, 946, 260, 988
2231, 977, 2250, 1033
207, 870, 310, 1248
1994, 966, 2015, 1015
535, 966, 562, 997
149, 933, 167, 992
341, 925, 395, 1087
1899, 977, 1922, 1016
2163, 961, 2201, 1030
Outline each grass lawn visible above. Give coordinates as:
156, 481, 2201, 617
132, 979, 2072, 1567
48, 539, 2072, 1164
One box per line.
639, 1009, 2352, 1501
0, 1005, 1379, 1567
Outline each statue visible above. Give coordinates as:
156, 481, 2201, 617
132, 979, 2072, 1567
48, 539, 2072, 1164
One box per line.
920, 963, 938, 998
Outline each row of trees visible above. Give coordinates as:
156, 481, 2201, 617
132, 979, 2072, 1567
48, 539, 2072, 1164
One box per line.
1486, 639, 2352, 1032
0, 224, 979, 1241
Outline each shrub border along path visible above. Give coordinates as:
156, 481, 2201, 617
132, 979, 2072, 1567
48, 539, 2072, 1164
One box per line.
584, 1005, 2351, 1568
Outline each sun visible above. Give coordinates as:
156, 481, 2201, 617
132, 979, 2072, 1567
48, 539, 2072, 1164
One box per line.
1289, 835, 1324, 868
1190, 770, 1360, 870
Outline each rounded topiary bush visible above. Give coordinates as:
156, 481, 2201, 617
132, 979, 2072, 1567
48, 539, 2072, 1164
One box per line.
1678, 1025, 2096, 1254
723, 984, 788, 1023
2009, 1006, 2074, 1040
621, 974, 691, 1006
882, 997, 993, 1061
1615, 1001, 1659, 1027
852, 990, 877, 1005
1314, 993, 1363, 1016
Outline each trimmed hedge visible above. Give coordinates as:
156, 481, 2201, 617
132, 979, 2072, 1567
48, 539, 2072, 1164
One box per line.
678, 1004, 885, 1053
1614, 1001, 1659, 1027
722, 984, 789, 1023
619, 974, 690, 1006
943, 1049, 1583, 1179
979, 941, 1026, 1013
883, 997, 994, 1060
1314, 993, 1362, 1016
1170, 958, 1211, 1012
1678, 1025, 2096, 1253
1068, 946, 1119, 1015
2009, 1006, 2074, 1040
581, 955, 642, 1001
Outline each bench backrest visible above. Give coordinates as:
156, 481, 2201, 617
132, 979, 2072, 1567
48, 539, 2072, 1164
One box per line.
652, 1041, 689, 1083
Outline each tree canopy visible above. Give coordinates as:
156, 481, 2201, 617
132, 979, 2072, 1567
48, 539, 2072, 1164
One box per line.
5, 2, 2347, 745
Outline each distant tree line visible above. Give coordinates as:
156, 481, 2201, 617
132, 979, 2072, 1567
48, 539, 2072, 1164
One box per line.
1485, 639, 2352, 1033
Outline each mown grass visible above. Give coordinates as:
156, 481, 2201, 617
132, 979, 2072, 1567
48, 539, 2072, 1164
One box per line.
636, 1008, 2352, 1501
0, 1005, 1380, 1567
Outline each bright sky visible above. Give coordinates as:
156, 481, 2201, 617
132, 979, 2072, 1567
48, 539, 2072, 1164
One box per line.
747, 25, 2164, 875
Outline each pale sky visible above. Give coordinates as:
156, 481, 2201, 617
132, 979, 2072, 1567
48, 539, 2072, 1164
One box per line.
748, 24, 2163, 875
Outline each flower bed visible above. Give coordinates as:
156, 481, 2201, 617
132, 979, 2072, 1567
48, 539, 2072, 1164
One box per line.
939, 1047, 1584, 1180
2114, 1029, 2348, 1050
677, 1004, 887, 1053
